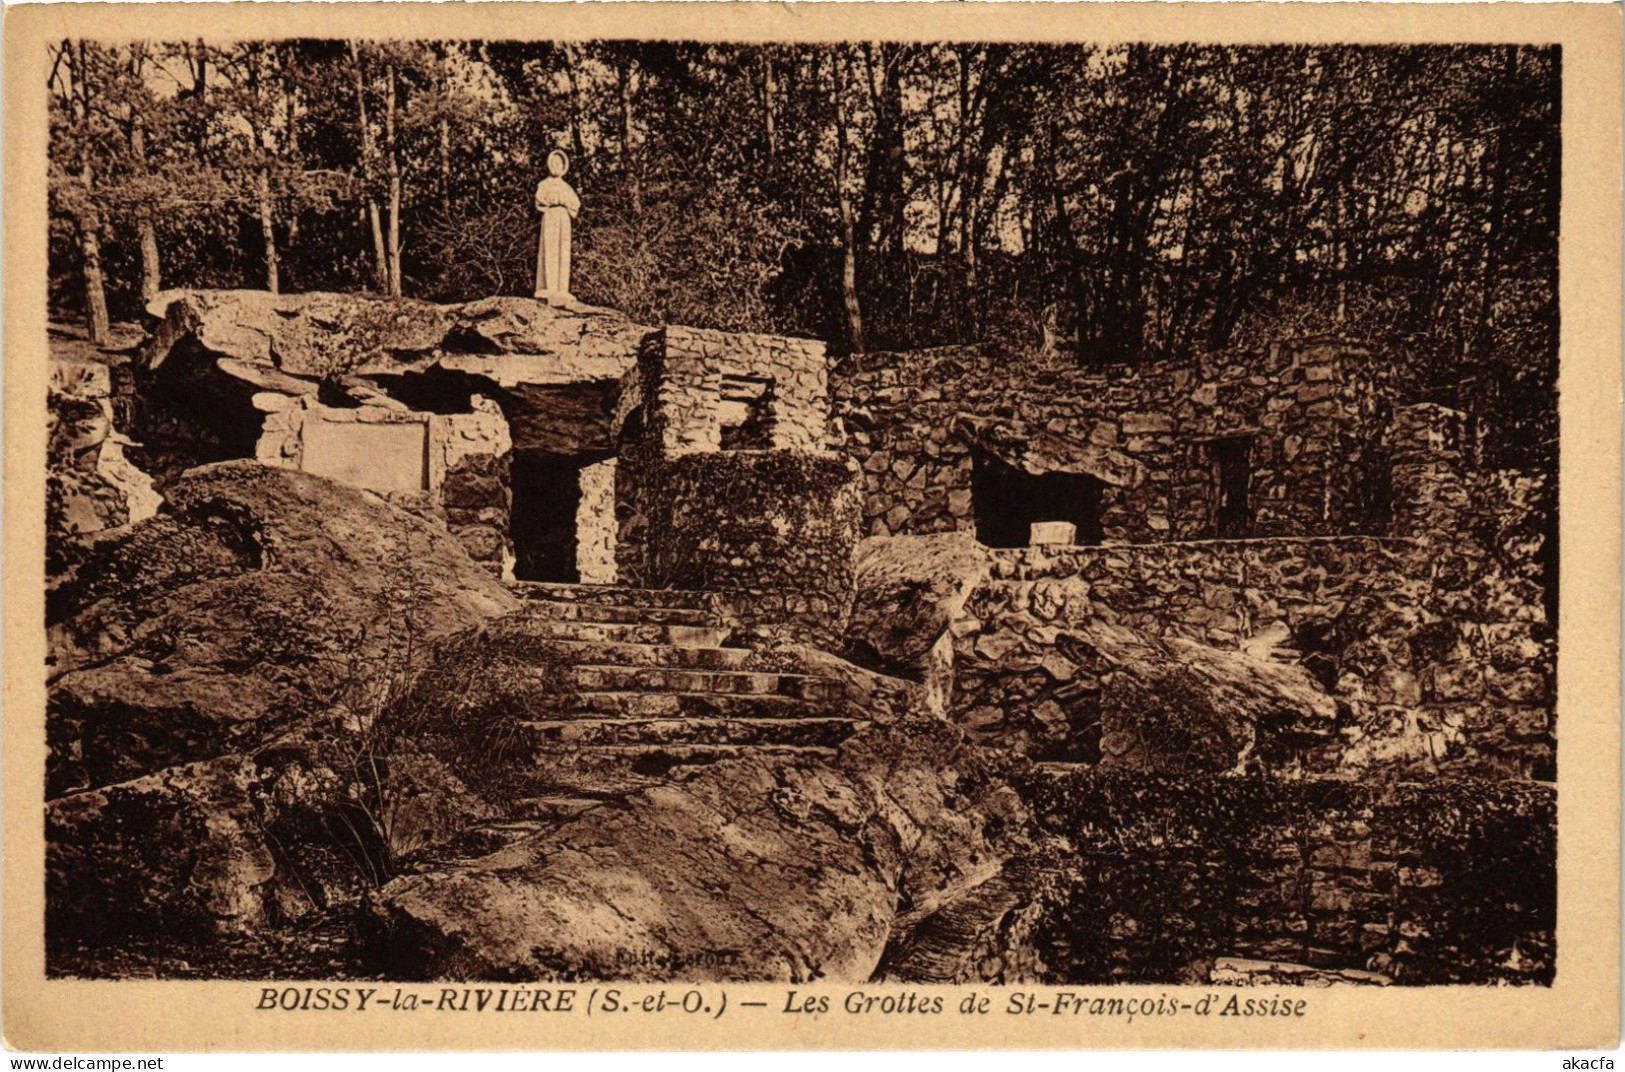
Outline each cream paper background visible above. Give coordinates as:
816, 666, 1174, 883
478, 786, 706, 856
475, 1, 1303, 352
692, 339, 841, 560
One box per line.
4, 2, 1620, 1052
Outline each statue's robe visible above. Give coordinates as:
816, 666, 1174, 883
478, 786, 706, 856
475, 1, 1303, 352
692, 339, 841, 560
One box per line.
534, 176, 581, 302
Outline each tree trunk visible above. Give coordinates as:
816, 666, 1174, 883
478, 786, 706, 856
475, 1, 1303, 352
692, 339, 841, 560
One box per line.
72, 44, 110, 344
258, 166, 279, 294
832, 54, 866, 354
439, 116, 452, 217
385, 62, 402, 297
761, 51, 777, 163
618, 56, 640, 217
137, 220, 161, 304
367, 202, 388, 293
285, 79, 300, 247
129, 108, 163, 303
1328, 76, 1348, 325
859, 45, 907, 266
955, 47, 978, 262
965, 146, 1008, 337
350, 42, 389, 293
562, 45, 588, 168
187, 43, 210, 166
77, 177, 111, 344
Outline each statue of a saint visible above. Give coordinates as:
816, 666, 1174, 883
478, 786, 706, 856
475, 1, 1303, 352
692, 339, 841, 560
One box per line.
534, 150, 581, 305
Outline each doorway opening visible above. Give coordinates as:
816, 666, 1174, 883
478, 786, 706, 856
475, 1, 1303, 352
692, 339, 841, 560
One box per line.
510, 451, 613, 582
1209, 436, 1253, 538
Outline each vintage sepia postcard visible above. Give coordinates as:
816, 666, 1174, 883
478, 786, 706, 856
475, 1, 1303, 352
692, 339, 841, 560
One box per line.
3, 1, 1620, 1054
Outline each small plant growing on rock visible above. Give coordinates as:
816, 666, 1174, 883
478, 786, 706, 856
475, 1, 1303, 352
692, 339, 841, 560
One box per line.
321, 550, 512, 883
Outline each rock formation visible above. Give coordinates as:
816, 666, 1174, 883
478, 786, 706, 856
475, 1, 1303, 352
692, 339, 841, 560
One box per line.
363, 723, 1030, 982
39, 291, 1555, 987
46, 463, 516, 959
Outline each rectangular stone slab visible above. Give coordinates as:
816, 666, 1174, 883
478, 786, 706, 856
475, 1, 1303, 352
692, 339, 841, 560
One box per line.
300, 417, 429, 493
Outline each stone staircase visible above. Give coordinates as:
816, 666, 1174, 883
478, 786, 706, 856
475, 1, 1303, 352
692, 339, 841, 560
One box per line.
494, 581, 863, 804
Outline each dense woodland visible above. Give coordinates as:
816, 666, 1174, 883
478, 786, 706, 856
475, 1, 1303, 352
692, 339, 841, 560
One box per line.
48, 41, 1558, 465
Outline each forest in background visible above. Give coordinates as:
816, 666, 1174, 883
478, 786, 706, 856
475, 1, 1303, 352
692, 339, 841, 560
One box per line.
48, 40, 1558, 467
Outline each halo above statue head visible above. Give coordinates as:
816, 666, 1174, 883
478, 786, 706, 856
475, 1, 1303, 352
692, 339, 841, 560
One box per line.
546, 150, 570, 178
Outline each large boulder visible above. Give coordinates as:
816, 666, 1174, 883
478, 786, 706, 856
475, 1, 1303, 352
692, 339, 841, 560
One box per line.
362, 724, 1029, 982
47, 461, 518, 797
45, 461, 514, 960
1073, 623, 1340, 774
46, 728, 498, 956
47, 755, 278, 947
953, 616, 1340, 772
846, 533, 991, 713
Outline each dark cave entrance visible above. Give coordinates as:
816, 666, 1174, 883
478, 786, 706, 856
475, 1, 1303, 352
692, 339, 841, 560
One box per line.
971, 450, 1104, 548
510, 452, 612, 583
1209, 436, 1254, 538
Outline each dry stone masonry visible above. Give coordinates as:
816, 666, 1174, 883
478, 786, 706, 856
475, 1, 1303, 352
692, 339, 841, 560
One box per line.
826, 336, 1553, 781
832, 338, 1394, 543
45, 286, 1554, 986
255, 394, 515, 573
47, 356, 161, 577
614, 323, 861, 641
1029, 770, 1554, 985
87, 289, 1551, 784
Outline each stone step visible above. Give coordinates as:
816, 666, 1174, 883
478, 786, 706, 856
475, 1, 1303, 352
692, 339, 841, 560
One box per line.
546, 742, 839, 762
510, 582, 716, 612
519, 716, 863, 748
504, 637, 757, 671
527, 742, 842, 796
512, 619, 734, 648
571, 665, 845, 702
398, 820, 555, 871
509, 796, 611, 821
521, 601, 718, 626
568, 690, 826, 719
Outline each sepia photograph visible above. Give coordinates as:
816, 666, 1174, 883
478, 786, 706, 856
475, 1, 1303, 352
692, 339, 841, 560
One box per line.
5, 1, 1620, 1054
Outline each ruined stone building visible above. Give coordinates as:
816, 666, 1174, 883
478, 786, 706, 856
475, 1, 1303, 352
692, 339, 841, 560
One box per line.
55, 286, 1551, 787
45, 287, 1556, 985
835, 340, 1554, 782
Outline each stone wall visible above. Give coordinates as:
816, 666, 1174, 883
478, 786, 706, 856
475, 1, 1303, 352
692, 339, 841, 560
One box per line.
255, 395, 514, 575
640, 451, 862, 640
952, 534, 1554, 778
615, 322, 855, 635
643, 325, 829, 455
575, 458, 619, 585
831, 337, 1394, 543
1388, 403, 1478, 540
1026, 770, 1554, 985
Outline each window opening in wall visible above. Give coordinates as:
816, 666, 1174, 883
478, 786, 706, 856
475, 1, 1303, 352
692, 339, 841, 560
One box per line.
719, 375, 775, 451
1210, 436, 1253, 538
1357, 402, 1394, 534
971, 449, 1104, 548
